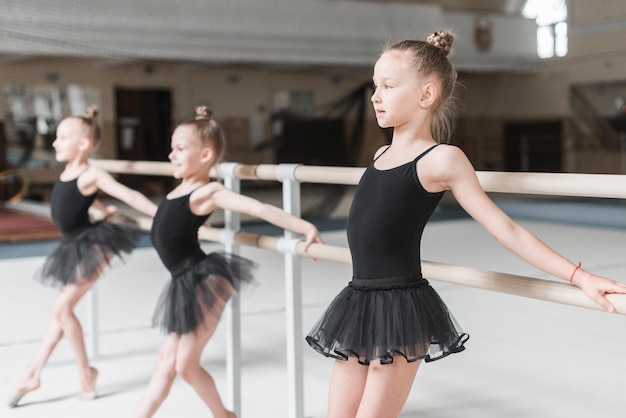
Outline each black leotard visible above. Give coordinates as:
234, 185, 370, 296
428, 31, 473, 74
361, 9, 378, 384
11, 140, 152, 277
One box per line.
151, 193, 209, 272
50, 177, 97, 236
346, 145, 443, 283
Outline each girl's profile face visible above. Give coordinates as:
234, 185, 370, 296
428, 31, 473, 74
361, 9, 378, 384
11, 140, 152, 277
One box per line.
168, 125, 205, 179
371, 50, 423, 129
52, 118, 87, 162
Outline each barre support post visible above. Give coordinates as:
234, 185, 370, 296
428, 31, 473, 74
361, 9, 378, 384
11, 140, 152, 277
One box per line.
86, 283, 99, 359
276, 163, 305, 418
219, 162, 243, 416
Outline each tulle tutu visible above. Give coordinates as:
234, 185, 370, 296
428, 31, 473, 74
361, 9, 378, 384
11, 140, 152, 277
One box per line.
152, 250, 256, 335
306, 278, 469, 365
36, 221, 142, 287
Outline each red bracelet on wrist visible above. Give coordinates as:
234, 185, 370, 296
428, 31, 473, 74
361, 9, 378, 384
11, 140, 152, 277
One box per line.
569, 262, 582, 283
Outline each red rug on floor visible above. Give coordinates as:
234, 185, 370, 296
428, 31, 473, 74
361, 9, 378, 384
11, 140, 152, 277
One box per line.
0, 207, 61, 242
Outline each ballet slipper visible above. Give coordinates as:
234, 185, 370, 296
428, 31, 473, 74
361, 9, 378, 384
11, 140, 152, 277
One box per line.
7, 377, 40, 408
226, 411, 237, 418
78, 367, 98, 401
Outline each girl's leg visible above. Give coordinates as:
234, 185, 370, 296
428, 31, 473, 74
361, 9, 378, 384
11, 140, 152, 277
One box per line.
133, 335, 179, 418
174, 299, 233, 418
10, 321, 63, 398
327, 357, 369, 418
9, 273, 99, 405
51, 276, 99, 394
134, 289, 231, 418
355, 358, 422, 418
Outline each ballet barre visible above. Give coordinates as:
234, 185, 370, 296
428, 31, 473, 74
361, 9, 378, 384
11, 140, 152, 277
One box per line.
92, 158, 626, 197
124, 217, 626, 315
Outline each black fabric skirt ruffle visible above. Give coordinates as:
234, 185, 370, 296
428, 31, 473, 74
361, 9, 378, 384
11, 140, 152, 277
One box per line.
36, 221, 141, 287
306, 277, 469, 365
152, 250, 256, 335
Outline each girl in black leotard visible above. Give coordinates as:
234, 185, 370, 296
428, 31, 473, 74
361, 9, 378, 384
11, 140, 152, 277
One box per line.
8, 106, 157, 408
133, 106, 322, 418
305, 30, 626, 418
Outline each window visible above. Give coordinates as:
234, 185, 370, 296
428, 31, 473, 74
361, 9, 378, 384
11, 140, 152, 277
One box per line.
523, 0, 568, 58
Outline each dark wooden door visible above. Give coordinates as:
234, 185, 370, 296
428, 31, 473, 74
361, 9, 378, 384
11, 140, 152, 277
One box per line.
504, 121, 563, 172
115, 88, 173, 193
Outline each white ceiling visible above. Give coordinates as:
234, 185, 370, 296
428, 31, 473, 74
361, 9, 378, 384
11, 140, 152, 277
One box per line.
352, 0, 528, 14
0, 0, 540, 72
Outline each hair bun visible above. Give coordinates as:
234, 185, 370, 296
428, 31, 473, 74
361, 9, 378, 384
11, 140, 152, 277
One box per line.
195, 106, 213, 121
83, 105, 99, 120
426, 30, 454, 56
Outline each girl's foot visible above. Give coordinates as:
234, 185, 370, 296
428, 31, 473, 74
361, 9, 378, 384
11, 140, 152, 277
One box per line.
7, 376, 40, 408
226, 411, 237, 418
78, 367, 98, 400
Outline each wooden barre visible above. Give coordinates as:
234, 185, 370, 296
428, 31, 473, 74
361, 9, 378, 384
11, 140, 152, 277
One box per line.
126, 215, 626, 316
420, 261, 626, 314
90, 159, 173, 176
475, 171, 626, 199
89, 159, 626, 198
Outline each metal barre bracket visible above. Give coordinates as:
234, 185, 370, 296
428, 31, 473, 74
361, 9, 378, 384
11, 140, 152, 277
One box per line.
275, 163, 301, 182
219, 228, 238, 245
218, 162, 240, 180
276, 237, 301, 255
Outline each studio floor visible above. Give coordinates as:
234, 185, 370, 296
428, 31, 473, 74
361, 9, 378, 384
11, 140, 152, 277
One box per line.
2, 198, 626, 417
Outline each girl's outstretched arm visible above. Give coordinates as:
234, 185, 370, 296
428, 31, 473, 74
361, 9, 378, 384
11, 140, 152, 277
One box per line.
79, 167, 158, 217
429, 145, 626, 312
191, 182, 323, 252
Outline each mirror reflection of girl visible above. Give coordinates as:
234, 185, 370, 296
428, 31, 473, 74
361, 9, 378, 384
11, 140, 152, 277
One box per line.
8, 106, 157, 408
306, 31, 626, 418
133, 106, 322, 418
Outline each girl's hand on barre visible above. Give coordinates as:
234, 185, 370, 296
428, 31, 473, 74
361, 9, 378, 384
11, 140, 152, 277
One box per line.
102, 205, 119, 219
302, 225, 323, 261
572, 270, 626, 313
89, 199, 119, 221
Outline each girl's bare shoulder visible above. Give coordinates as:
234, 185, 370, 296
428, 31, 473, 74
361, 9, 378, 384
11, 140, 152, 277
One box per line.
426, 144, 470, 169
189, 181, 224, 200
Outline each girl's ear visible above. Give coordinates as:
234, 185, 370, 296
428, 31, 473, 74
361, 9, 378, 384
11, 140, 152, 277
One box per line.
200, 146, 214, 164
420, 81, 439, 109
78, 136, 92, 152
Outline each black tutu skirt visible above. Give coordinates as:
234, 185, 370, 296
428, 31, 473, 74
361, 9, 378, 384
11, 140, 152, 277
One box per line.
36, 221, 142, 287
152, 250, 256, 335
306, 277, 469, 365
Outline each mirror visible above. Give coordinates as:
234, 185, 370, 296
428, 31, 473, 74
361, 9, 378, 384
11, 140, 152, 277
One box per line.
2, 83, 101, 169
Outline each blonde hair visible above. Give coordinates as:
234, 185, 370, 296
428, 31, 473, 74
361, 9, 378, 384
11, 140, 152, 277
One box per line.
386, 30, 459, 144
76, 105, 101, 144
179, 106, 226, 168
